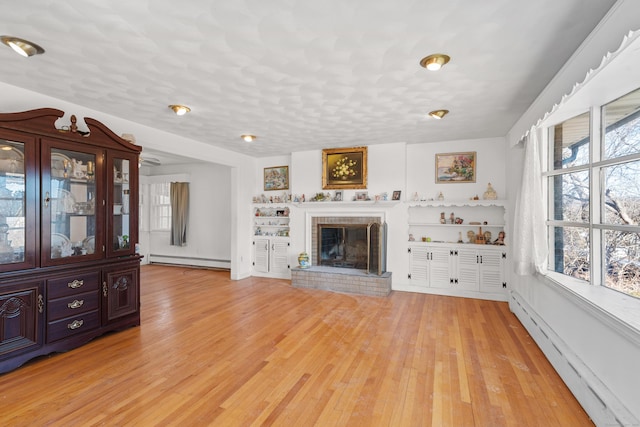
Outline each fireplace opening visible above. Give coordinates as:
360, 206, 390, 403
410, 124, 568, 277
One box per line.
316, 221, 386, 275
319, 225, 367, 269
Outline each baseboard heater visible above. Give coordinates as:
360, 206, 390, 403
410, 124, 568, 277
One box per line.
148, 254, 231, 270
509, 291, 638, 427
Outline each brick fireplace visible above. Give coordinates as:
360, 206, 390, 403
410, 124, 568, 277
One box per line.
292, 214, 391, 296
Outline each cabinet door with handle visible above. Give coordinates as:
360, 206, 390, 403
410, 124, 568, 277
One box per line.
0, 130, 37, 272
253, 238, 270, 273
0, 280, 44, 362
41, 139, 104, 266
106, 151, 138, 258
102, 264, 140, 325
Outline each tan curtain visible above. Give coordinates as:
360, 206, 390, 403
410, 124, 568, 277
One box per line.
170, 182, 189, 246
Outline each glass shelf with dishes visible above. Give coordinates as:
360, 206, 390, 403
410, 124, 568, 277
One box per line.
48, 148, 99, 260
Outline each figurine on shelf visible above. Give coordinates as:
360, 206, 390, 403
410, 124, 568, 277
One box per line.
440, 212, 446, 224
450, 212, 455, 224
483, 182, 498, 200
408, 233, 415, 242
70, 115, 78, 133
467, 230, 475, 243
494, 231, 506, 245
437, 191, 444, 201
457, 232, 463, 243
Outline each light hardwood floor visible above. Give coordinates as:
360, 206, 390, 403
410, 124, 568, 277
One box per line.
1, 265, 592, 426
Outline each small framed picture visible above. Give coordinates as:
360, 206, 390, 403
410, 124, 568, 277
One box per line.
435, 152, 476, 183
392, 190, 402, 200
264, 166, 289, 191
333, 190, 343, 201
355, 191, 369, 201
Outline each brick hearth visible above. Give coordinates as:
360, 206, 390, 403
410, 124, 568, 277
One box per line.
291, 266, 392, 297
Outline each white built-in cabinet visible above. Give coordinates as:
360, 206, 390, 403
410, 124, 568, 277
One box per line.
407, 242, 507, 300
407, 200, 508, 300
252, 237, 290, 278
408, 243, 507, 300
252, 204, 290, 279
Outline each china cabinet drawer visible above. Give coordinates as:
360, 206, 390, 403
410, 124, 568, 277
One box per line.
47, 271, 100, 299
47, 310, 100, 342
47, 291, 99, 322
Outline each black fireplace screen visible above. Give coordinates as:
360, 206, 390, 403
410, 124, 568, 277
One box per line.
317, 222, 386, 275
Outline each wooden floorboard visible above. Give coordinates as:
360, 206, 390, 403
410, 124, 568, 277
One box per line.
0, 265, 593, 426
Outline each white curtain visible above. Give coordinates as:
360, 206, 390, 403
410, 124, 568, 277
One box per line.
170, 182, 189, 246
514, 125, 548, 275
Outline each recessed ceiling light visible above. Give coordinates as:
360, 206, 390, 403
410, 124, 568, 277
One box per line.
241, 134, 257, 142
168, 105, 191, 116
429, 110, 449, 119
420, 54, 450, 71
1, 35, 45, 57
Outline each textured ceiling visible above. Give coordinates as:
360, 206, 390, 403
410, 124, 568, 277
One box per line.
0, 0, 616, 158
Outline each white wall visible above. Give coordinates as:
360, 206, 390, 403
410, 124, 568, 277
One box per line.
505, 1, 640, 424
406, 137, 506, 202
141, 163, 232, 269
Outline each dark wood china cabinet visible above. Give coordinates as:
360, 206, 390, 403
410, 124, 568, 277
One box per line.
0, 108, 141, 373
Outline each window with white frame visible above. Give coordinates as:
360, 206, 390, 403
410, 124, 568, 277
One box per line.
545, 87, 640, 298
150, 182, 171, 231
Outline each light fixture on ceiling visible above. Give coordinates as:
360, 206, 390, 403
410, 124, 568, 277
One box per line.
241, 134, 257, 142
168, 105, 191, 116
1, 36, 45, 57
419, 53, 450, 71
429, 109, 449, 119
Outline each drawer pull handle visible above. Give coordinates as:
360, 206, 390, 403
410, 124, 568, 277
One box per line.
68, 279, 84, 289
67, 319, 84, 330
68, 299, 84, 309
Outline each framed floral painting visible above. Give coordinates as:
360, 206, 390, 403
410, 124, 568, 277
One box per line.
264, 165, 289, 191
435, 151, 476, 183
322, 146, 367, 189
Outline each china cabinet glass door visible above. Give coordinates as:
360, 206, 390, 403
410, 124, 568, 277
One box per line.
107, 152, 137, 258
42, 141, 103, 266
0, 133, 36, 272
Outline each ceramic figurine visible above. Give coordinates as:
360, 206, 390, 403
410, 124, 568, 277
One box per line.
483, 183, 498, 200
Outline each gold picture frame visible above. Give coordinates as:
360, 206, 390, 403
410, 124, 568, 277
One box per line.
263, 165, 289, 191
435, 151, 476, 183
322, 146, 367, 189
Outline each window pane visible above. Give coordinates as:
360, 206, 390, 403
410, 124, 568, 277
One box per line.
604, 229, 640, 297
603, 160, 640, 225
603, 87, 640, 160
551, 111, 590, 169
551, 171, 589, 222
550, 225, 590, 281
